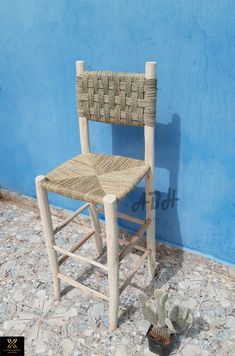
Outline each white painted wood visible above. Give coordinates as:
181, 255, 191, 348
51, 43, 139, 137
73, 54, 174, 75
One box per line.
58, 273, 109, 302
119, 218, 151, 262
145, 126, 155, 169
79, 116, 91, 154
103, 194, 119, 331
145, 61, 156, 279
76, 61, 91, 155
35, 175, 60, 299
76, 61, 102, 255
54, 245, 108, 271
119, 250, 150, 295
89, 203, 103, 255
145, 61, 156, 79
79, 116, 101, 252
58, 230, 95, 265
54, 203, 90, 234
76, 60, 85, 76
117, 211, 145, 225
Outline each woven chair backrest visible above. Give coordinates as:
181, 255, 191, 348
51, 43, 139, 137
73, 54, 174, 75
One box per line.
76, 71, 156, 127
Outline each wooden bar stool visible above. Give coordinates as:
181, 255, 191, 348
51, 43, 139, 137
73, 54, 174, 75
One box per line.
35, 61, 157, 330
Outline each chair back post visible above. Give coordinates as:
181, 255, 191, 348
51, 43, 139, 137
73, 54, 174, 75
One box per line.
144, 61, 156, 277
144, 61, 156, 170
76, 60, 91, 154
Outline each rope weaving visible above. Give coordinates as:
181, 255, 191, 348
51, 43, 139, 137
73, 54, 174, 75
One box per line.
77, 71, 156, 126
42, 153, 150, 205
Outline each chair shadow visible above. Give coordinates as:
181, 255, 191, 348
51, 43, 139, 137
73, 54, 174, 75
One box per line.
170, 317, 210, 354
111, 113, 183, 288
60, 245, 108, 297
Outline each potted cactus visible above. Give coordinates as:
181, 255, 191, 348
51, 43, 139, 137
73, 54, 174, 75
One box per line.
138, 289, 193, 356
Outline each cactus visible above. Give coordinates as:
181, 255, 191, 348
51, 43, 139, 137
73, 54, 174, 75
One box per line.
138, 289, 193, 341
138, 291, 171, 340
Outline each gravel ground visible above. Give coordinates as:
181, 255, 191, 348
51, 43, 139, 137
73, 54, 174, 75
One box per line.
0, 193, 235, 355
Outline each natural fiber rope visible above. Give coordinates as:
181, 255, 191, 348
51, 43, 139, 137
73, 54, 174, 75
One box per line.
42, 153, 150, 205
77, 71, 156, 126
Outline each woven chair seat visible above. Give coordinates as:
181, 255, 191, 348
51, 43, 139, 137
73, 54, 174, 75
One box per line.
42, 153, 150, 205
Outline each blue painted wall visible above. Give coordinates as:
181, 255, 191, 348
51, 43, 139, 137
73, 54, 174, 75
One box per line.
1, 1, 235, 265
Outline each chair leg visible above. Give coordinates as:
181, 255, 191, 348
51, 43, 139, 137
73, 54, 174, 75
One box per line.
103, 194, 119, 331
89, 203, 102, 256
145, 172, 156, 280
35, 175, 60, 299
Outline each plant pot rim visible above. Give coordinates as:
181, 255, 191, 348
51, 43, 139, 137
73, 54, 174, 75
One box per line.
146, 324, 175, 347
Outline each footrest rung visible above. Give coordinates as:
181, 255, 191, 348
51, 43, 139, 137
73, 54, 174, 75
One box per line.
119, 250, 150, 295
54, 203, 90, 234
96, 208, 144, 225
54, 244, 108, 271
58, 229, 95, 265
119, 218, 151, 262
57, 273, 109, 302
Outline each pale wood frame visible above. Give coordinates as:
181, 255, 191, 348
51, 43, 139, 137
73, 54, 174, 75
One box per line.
103, 194, 119, 330
76, 61, 103, 256
35, 60, 156, 331
145, 62, 157, 279
35, 175, 61, 299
